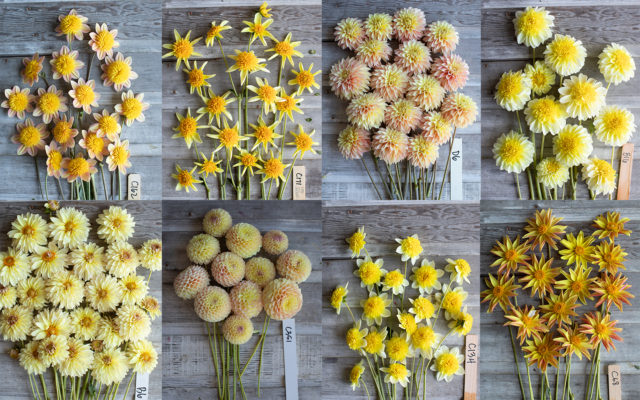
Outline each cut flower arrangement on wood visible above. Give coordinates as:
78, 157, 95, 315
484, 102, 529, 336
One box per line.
330, 228, 472, 398
482, 209, 633, 400
0, 202, 162, 399
492, 6, 636, 200
173, 208, 310, 399
2, 9, 150, 200
329, 8, 477, 200
164, 2, 319, 200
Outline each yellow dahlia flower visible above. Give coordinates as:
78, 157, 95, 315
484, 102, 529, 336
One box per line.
55, 9, 90, 42
31, 308, 71, 339
1, 86, 34, 119
227, 49, 269, 85
594, 105, 635, 146
140, 296, 161, 320
128, 339, 157, 374
386, 333, 413, 362
139, 239, 162, 272
493, 131, 535, 174
349, 361, 365, 390
544, 34, 586, 76
19, 341, 47, 375
49, 207, 90, 249
116, 305, 151, 341
436, 284, 468, 318
345, 320, 368, 352
412, 323, 440, 357
536, 157, 569, 189
1, 306, 32, 341
553, 124, 593, 167
448, 306, 473, 336
354, 257, 386, 290
330, 283, 348, 315
524, 96, 567, 135
444, 258, 471, 285
411, 259, 444, 294
120, 274, 149, 305
582, 157, 617, 196
8, 212, 48, 253
58, 337, 93, 377
599, 43, 635, 85
17, 277, 46, 310
92, 348, 129, 385
41, 335, 69, 366
495, 70, 531, 111
346, 226, 366, 258
381, 269, 409, 295
558, 74, 606, 121
89, 23, 120, 60
363, 327, 387, 357
47, 271, 84, 309
397, 312, 417, 335
70, 242, 104, 280
101, 52, 139, 92
347, 93, 386, 130
70, 307, 101, 341
361, 292, 392, 326
0, 285, 17, 309
96, 206, 135, 244
105, 242, 139, 278
31, 243, 68, 279
96, 317, 124, 349
0, 247, 29, 286
431, 345, 464, 382
408, 296, 436, 322
86, 274, 123, 312
162, 30, 202, 70
381, 363, 411, 387
395, 234, 423, 264
513, 6, 554, 48
222, 315, 254, 345
524, 61, 556, 95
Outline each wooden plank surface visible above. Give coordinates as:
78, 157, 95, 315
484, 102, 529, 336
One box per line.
0, 201, 163, 400
480, 200, 640, 398
322, 201, 480, 399
321, 0, 481, 201
161, 1, 322, 200
481, 5, 640, 200
161, 200, 322, 399
0, 1, 162, 200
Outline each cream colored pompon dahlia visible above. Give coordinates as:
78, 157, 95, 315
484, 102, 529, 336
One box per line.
263, 278, 303, 320
203, 208, 233, 237
599, 43, 636, 85
553, 124, 593, 167
186, 233, 220, 265
582, 157, 617, 196
558, 74, 606, 121
226, 223, 262, 259
523, 96, 567, 135
222, 315, 254, 345
245, 257, 276, 287
492, 131, 535, 174
230, 280, 263, 318
194, 285, 231, 322
513, 6, 554, 48
262, 230, 289, 255
96, 206, 135, 244
211, 252, 245, 287
594, 105, 636, 147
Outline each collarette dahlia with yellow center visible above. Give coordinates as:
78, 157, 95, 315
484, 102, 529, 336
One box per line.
89, 23, 119, 60
21, 53, 44, 87
34, 86, 68, 124
354, 257, 386, 289
592, 211, 631, 242
69, 78, 99, 113
106, 138, 132, 174
90, 109, 121, 141
431, 345, 464, 382
360, 293, 391, 326
56, 9, 90, 42
51, 46, 84, 82
115, 90, 149, 126
12, 118, 49, 157
411, 259, 443, 294
61, 155, 97, 183
101, 52, 138, 91
2, 86, 34, 119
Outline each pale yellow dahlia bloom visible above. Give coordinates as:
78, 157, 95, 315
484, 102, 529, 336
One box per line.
120, 274, 149, 305
58, 337, 93, 377
8, 212, 49, 254
558, 74, 606, 121
513, 6, 554, 48
536, 158, 570, 189
17, 277, 46, 310
431, 345, 465, 382
105, 242, 139, 278
493, 131, 535, 173
85, 274, 123, 312
445, 258, 471, 285
365, 13, 394, 42
40, 335, 69, 366
360, 292, 392, 325
47, 271, 84, 309
544, 34, 586, 76
116, 305, 151, 341
70, 242, 104, 280
553, 124, 593, 167
31, 308, 71, 339
128, 339, 157, 374
411, 259, 444, 295
594, 105, 635, 147
49, 207, 90, 249
31, 243, 68, 279
96, 206, 135, 244
582, 157, 617, 196
139, 239, 162, 272
0, 285, 17, 309
407, 136, 439, 169
381, 363, 411, 387
1, 306, 32, 341
396, 234, 423, 264
96, 317, 124, 349
70, 307, 101, 341
0, 247, 29, 286
524, 96, 566, 135
599, 43, 635, 85
495, 70, 531, 111
524, 61, 556, 96
92, 348, 129, 385
19, 341, 47, 375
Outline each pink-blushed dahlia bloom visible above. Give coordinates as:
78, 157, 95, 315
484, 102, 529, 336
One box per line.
262, 230, 289, 255
372, 128, 409, 164
356, 38, 392, 67
329, 58, 371, 100
394, 40, 431, 74
384, 99, 421, 133
364, 13, 394, 41
441, 92, 477, 129
277, 250, 312, 283
225, 223, 262, 259
431, 54, 469, 92
263, 278, 303, 320
211, 252, 245, 287
194, 286, 231, 323
420, 111, 453, 145
2, 86, 34, 119
407, 74, 445, 111
230, 280, 263, 318
407, 136, 439, 168
424, 21, 459, 54
370, 64, 409, 102
222, 315, 254, 345
173, 265, 209, 300
346, 93, 387, 130
334, 18, 366, 51
337, 125, 371, 160
393, 7, 426, 42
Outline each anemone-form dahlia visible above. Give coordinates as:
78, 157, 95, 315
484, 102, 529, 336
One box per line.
524, 96, 567, 135
407, 74, 445, 110
337, 125, 371, 160
222, 315, 254, 345
174, 265, 209, 299
431, 54, 469, 92
334, 18, 366, 51
582, 157, 617, 196
262, 278, 303, 320
558, 74, 606, 121
525, 61, 556, 96
441, 92, 477, 129
356, 38, 392, 68
594, 105, 635, 147
364, 13, 394, 41
277, 250, 312, 283
225, 223, 262, 258
329, 58, 370, 101
553, 124, 593, 167
194, 286, 231, 322
186, 233, 220, 265
385, 99, 421, 133
513, 6, 554, 48
493, 131, 535, 174
211, 252, 245, 287
494, 70, 532, 111
347, 93, 386, 130
372, 128, 409, 164
537, 157, 570, 189
393, 8, 426, 42
262, 230, 289, 255
203, 208, 233, 237
424, 21, 459, 54
599, 43, 636, 85
407, 136, 439, 168
394, 40, 431, 74
245, 257, 276, 287
230, 280, 263, 318
370, 64, 409, 102
420, 111, 452, 145
544, 34, 586, 76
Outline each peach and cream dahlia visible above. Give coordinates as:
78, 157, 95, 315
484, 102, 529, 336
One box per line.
174, 265, 209, 300
441, 92, 477, 129
347, 93, 386, 130
263, 278, 303, 320
355, 38, 392, 68
186, 233, 220, 265
230, 280, 263, 318
385, 99, 421, 133
276, 250, 312, 283
222, 315, 254, 345
211, 252, 245, 287
262, 230, 289, 255
407, 74, 445, 110
12, 118, 48, 157
370, 64, 409, 102
393, 7, 426, 42
194, 286, 231, 322
372, 128, 409, 164
2, 86, 34, 119
420, 111, 452, 145
407, 136, 439, 169
334, 18, 366, 51
226, 223, 262, 259
337, 125, 371, 160
394, 40, 431, 74
424, 21, 459, 54
364, 13, 394, 41
431, 54, 469, 92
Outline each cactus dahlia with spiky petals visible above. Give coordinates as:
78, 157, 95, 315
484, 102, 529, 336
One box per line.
407, 136, 439, 169
356, 38, 392, 68
334, 18, 366, 50
431, 54, 469, 92
372, 128, 409, 164
370, 64, 409, 102
441, 92, 477, 129
420, 112, 452, 145
394, 40, 431, 74
347, 93, 386, 130
424, 21, 459, 54
407, 74, 445, 111
337, 125, 371, 160
393, 8, 426, 42
385, 99, 421, 133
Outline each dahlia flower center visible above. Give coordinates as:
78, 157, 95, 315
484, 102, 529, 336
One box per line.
552, 302, 565, 313
49, 151, 62, 170
274, 41, 293, 56
498, 76, 522, 99
45, 325, 59, 336
39, 93, 61, 114
61, 15, 82, 34
253, 24, 266, 35
7, 315, 18, 326
64, 221, 77, 233
235, 51, 258, 71
54, 54, 77, 75
68, 158, 89, 176
437, 353, 458, 375
53, 121, 73, 143
42, 251, 56, 262
532, 100, 559, 121
119, 251, 132, 262
207, 96, 226, 114
26, 288, 37, 298
505, 249, 517, 261
574, 246, 585, 256
533, 270, 546, 280
295, 134, 313, 151
602, 113, 625, 134
107, 60, 131, 84
178, 170, 193, 185
240, 153, 257, 166
569, 82, 597, 105
611, 50, 633, 71
75, 85, 95, 105
121, 98, 142, 119
99, 116, 118, 134
208, 26, 223, 39
141, 353, 153, 363
173, 39, 193, 59
571, 281, 584, 292
188, 69, 205, 86
363, 297, 384, 316
385, 272, 403, 287
19, 126, 41, 147
180, 117, 197, 137
557, 135, 580, 154
86, 134, 105, 154
264, 158, 284, 177
296, 71, 314, 87
95, 30, 115, 50
219, 128, 239, 147
442, 292, 462, 311
493, 285, 505, 297
3, 256, 15, 267
258, 85, 277, 102
416, 268, 436, 286
519, 12, 545, 34
8, 92, 28, 111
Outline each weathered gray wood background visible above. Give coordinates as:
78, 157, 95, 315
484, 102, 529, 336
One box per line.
480, 201, 640, 398
322, 201, 480, 399
162, 200, 322, 399
0, 201, 163, 399
482, 4, 640, 200
322, 0, 481, 201
162, 0, 322, 200
0, 1, 162, 200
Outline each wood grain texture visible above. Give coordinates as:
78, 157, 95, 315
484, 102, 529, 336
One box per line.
322, 201, 480, 399
480, 200, 640, 398
321, 0, 481, 201
161, 200, 322, 399
481, 5, 640, 200
0, 1, 162, 200
0, 201, 163, 400
161, 2, 322, 200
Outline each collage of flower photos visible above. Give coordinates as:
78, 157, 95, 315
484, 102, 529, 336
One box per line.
0, 0, 639, 399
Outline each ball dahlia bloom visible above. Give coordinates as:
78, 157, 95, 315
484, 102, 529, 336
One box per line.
211, 252, 245, 287
558, 74, 606, 121
222, 315, 254, 345
276, 250, 312, 283
544, 34, 586, 76
203, 208, 233, 237
194, 286, 231, 322
174, 265, 209, 300
494, 70, 532, 111
262, 278, 303, 320
524, 96, 567, 135
372, 128, 409, 164
230, 280, 263, 318
594, 105, 636, 147
262, 230, 289, 255
225, 223, 262, 259
582, 157, 617, 196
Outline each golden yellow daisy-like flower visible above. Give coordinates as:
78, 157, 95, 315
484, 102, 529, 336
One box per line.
22, 53, 45, 87
481, 273, 520, 313
248, 78, 284, 116
205, 20, 232, 46
593, 272, 634, 312
544, 34, 586, 76
349, 361, 365, 391
490, 235, 531, 276
381, 269, 409, 295
12, 118, 48, 157
553, 124, 593, 167
593, 211, 631, 242
2, 86, 34, 119
524, 61, 556, 96
345, 226, 366, 258
397, 311, 418, 335
408, 296, 436, 321
276, 89, 303, 122
183, 60, 214, 97
195, 151, 224, 178
537, 157, 570, 189
70, 307, 101, 341
582, 157, 617, 197
0, 247, 29, 287
523, 208, 566, 251
386, 333, 413, 362
46, 142, 64, 178
69, 78, 100, 113
1, 306, 32, 341
128, 339, 158, 374
249, 116, 281, 151
209, 119, 247, 153
232, 150, 261, 177
330, 282, 349, 315
594, 105, 635, 147
354, 257, 386, 289
579, 311, 622, 352
436, 284, 469, 318
198, 89, 236, 126
448, 306, 473, 336
78, 130, 109, 162
287, 125, 318, 158
513, 6, 554, 48
241, 12, 276, 46
120, 274, 149, 305
105, 242, 139, 278
172, 108, 204, 149
523, 333, 561, 371
258, 151, 290, 183
395, 234, 423, 264
411, 259, 443, 294
504, 305, 548, 344
96, 205, 135, 244
345, 320, 368, 352
228, 50, 269, 85
49, 207, 90, 249
86, 274, 123, 312
172, 164, 202, 192
363, 327, 387, 357
138, 239, 162, 272
116, 304, 151, 341
31, 243, 68, 279
519, 253, 560, 298
140, 295, 161, 319
163, 30, 202, 70
56, 9, 90, 42
0, 284, 17, 309
539, 290, 579, 327
61, 155, 98, 183
31, 308, 71, 339
34, 85, 68, 124
382, 363, 411, 387
556, 265, 595, 304
9, 212, 49, 253
101, 52, 139, 92
90, 109, 121, 141
492, 131, 534, 174
558, 74, 606, 121
524, 96, 566, 135
259, 2, 272, 18
289, 63, 321, 95
495, 70, 531, 112
599, 43, 636, 85
92, 348, 129, 385
17, 277, 46, 310
412, 323, 440, 358
59, 337, 94, 377
89, 23, 120, 60
115, 90, 149, 126
431, 345, 464, 382
361, 292, 391, 326
554, 326, 592, 360
47, 271, 84, 310
444, 258, 471, 285
266, 32, 304, 66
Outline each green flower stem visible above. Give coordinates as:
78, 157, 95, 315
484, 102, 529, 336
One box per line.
371, 154, 392, 199
267, 179, 273, 200
429, 160, 437, 199
217, 38, 238, 96
539, 132, 546, 162
525, 361, 534, 400
394, 163, 404, 199
554, 362, 560, 400
400, 261, 408, 311
361, 158, 382, 200
235, 345, 246, 400
385, 163, 401, 200
232, 344, 237, 400
257, 317, 270, 396
508, 326, 527, 400
29, 374, 41, 400
277, 153, 299, 199
121, 373, 135, 400
438, 128, 457, 200
364, 354, 384, 400
34, 156, 44, 200
278, 117, 287, 161
276, 57, 285, 88
526, 168, 536, 200
206, 322, 222, 398
56, 178, 66, 200
241, 317, 267, 377
562, 355, 571, 400
515, 173, 523, 199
